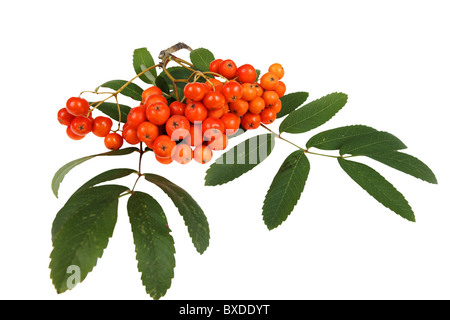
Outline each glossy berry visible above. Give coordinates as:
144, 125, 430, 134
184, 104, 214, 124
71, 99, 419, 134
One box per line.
220, 113, 241, 135
248, 97, 266, 114
205, 78, 224, 93
146, 102, 171, 125
241, 112, 261, 130
262, 91, 280, 108
136, 121, 159, 144
222, 81, 243, 102
66, 97, 90, 116
194, 144, 213, 164
153, 135, 176, 158
274, 81, 286, 98
169, 101, 186, 116
142, 86, 163, 102
66, 126, 84, 140
260, 107, 277, 124
272, 100, 282, 113
218, 59, 237, 79
70, 116, 92, 136
229, 99, 249, 117
254, 83, 264, 97
104, 132, 123, 150
155, 154, 173, 164
185, 101, 208, 123
241, 83, 257, 101
127, 106, 147, 129
165, 115, 190, 141
144, 94, 167, 108
202, 117, 226, 141
209, 59, 223, 74
92, 116, 113, 137
268, 63, 284, 80
122, 125, 140, 145
203, 91, 226, 110
260, 72, 279, 90
184, 82, 206, 101
57, 108, 75, 126
236, 64, 257, 83
207, 105, 225, 119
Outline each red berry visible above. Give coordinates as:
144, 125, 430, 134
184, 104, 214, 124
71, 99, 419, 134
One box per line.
236, 64, 257, 83
146, 102, 170, 125
241, 112, 261, 130
70, 116, 92, 136
165, 115, 190, 141
66, 97, 90, 116
169, 101, 186, 116
92, 116, 113, 137
185, 101, 208, 123
203, 91, 226, 110
209, 59, 223, 74
104, 132, 124, 150
222, 81, 243, 102
127, 106, 147, 129
66, 126, 84, 140
218, 59, 237, 79
184, 82, 206, 101
57, 108, 75, 126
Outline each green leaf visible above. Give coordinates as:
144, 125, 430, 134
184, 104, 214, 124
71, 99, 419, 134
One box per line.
262, 150, 310, 230
133, 47, 157, 84
367, 151, 438, 184
50, 185, 128, 293
338, 158, 415, 222
279, 92, 348, 134
127, 192, 175, 300
276, 92, 309, 119
339, 131, 407, 156
205, 133, 276, 186
51, 147, 139, 198
90, 101, 131, 123
155, 75, 170, 94
144, 174, 209, 254
306, 125, 378, 150
190, 48, 215, 72
97, 80, 143, 101
75, 168, 137, 194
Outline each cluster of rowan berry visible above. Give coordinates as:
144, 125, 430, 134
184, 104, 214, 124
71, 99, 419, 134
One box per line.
57, 97, 122, 149
57, 59, 285, 165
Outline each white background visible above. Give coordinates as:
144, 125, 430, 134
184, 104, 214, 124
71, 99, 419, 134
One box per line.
1, 0, 449, 300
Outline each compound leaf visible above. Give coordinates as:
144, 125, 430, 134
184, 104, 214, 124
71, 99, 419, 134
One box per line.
205, 133, 276, 186
127, 192, 175, 300
279, 92, 348, 134
144, 174, 210, 254
50, 185, 128, 293
338, 157, 415, 222
262, 150, 310, 230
